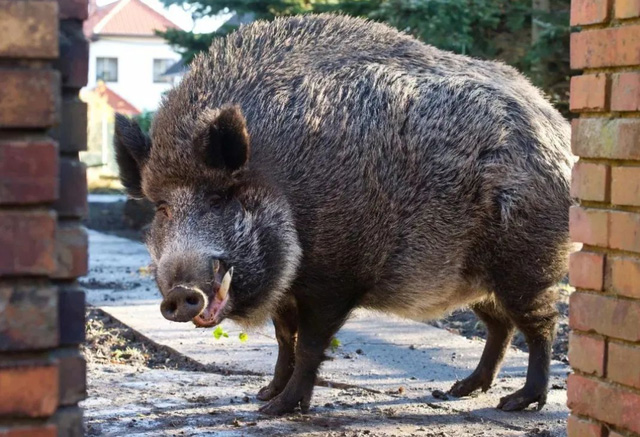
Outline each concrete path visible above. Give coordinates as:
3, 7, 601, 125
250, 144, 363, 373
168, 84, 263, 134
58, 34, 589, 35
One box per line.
82, 230, 569, 436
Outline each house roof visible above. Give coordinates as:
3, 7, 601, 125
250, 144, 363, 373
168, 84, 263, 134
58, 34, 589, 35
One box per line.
94, 81, 141, 115
84, 0, 181, 39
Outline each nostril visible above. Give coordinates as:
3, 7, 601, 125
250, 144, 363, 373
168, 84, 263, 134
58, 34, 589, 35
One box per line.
166, 301, 177, 314
186, 296, 199, 306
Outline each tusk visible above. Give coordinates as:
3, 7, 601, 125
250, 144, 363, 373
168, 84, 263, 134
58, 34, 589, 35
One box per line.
212, 259, 220, 274
218, 267, 233, 301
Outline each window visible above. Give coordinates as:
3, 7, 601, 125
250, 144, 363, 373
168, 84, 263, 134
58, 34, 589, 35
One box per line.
153, 59, 174, 83
96, 57, 118, 83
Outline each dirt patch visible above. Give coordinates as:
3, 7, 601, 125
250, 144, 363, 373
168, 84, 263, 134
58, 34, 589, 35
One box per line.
430, 284, 572, 363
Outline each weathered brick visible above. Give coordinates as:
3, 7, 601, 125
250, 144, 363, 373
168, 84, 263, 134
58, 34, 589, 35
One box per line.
571, 0, 611, 25
572, 118, 640, 160
0, 140, 59, 205
53, 223, 88, 279
569, 206, 608, 247
612, 166, 640, 206
58, 287, 85, 346
570, 74, 608, 112
571, 25, 640, 69
55, 20, 88, 89
51, 349, 86, 406
0, 364, 58, 417
610, 256, 640, 298
616, 0, 640, 18
568, 332, 606, 376
568, 374, 640, 435
58, 0, 88, 20
0, 210, 56, 276
52, 406, 82, 437
609, 210, 640, 253
571, 161, 609, 202
0, 281, 58, 351
0, 425, 57, 437
570, 292, 640, 342
570, 251, 605, 290
0, 69, 60, 128
53, 159, 87, 219
49, 97, 87, 152
612, 72, 640, 112
0, 1, 58, 59
567, 414, 604, 437
608, 341, 640, 389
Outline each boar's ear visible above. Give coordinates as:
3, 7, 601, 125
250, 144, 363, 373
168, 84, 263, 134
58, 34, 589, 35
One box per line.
195, 105, 250, 172
114, 113, 151, 199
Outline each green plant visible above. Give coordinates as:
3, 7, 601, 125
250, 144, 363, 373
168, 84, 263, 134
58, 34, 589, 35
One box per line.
133, 110, 155, 135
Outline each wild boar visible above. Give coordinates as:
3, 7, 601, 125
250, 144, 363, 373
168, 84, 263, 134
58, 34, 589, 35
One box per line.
114, 14, 573, 415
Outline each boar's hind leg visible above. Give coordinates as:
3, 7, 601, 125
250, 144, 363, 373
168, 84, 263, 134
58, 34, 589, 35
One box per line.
448, 300, 514, 398
257, 298, 299, 401
497, 287, 558, 412
259, 294, 353, 416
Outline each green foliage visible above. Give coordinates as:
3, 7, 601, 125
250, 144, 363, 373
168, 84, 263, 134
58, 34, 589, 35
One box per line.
329, 337, 341, 352
158, 0, 571, 115
133, 110, 155, 135
239, 332, 249, 342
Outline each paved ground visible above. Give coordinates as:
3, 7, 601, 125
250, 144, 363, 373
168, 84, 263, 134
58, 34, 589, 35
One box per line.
81, 230, 569, 436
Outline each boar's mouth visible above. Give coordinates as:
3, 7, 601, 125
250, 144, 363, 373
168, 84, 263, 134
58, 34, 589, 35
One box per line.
192, 264, 233, 328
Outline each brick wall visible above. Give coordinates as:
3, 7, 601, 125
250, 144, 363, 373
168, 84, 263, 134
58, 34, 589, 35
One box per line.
0, 1, 88, 436
569, 1, 640, 436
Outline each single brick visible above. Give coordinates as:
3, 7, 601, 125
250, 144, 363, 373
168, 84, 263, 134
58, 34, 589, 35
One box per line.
609, 210, 640, 253
53, 223, 88, 279
572, 118, 640, 160
568, 374, 640, 435
570, 74, 608, 112
608, 341, 640, 389
567, 414, 604, 437
58, 0, 88, 20
52, 406, 83, 437
0, 281, 58, 351
570, 251, 605, 290
0, 425, 57, 437
0, 364, 58, 417
0, 69, 60, 128
570, 292, 640, 342
572, 161, 609, 202
51, 349, 86, 406
610, 256, 640, 298
54, 159, 88, 219
612, 72, 640, 111
571, 25, 640, 69
569, 206, 608, 247
0, 1, 58, 58
616, 0, 640, 18
568, 332, 606, 376
0, 210, 56, 275
55, 20, 88, 89
58, 287, 85, 346
612, 166, 640, 206
49, 97, 87, 153
0, 140, 59, 205
571, 0, 611, 25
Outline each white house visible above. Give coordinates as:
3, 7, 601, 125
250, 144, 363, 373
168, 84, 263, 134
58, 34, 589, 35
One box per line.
84, 0, 183, 113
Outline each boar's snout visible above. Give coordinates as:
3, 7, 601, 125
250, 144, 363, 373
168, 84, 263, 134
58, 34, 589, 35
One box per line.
160, 286, 206, 322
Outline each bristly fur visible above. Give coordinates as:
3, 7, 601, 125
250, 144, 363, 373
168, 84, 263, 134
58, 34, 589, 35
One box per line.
115, 14, 574, 414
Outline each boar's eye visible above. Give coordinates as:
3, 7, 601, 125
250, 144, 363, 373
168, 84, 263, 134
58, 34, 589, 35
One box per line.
155, 202, 172, 219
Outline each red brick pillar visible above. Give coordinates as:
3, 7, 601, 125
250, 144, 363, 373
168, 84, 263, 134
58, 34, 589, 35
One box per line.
0, 1, 88, 436
568, 1, 640, 436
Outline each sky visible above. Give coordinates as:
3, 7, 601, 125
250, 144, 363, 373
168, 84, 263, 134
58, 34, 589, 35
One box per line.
96, 0, 233, 33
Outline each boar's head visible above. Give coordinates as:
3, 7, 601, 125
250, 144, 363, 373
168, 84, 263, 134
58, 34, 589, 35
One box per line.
114, 105, 301, 329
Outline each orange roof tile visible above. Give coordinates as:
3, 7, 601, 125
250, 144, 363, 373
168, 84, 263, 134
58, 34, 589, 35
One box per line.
94, 82, 141, 115
85, 0, 180, 38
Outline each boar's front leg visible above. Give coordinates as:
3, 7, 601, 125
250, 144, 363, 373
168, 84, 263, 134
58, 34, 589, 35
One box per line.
257, 297, 298, 401
258, 294, 353, 415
